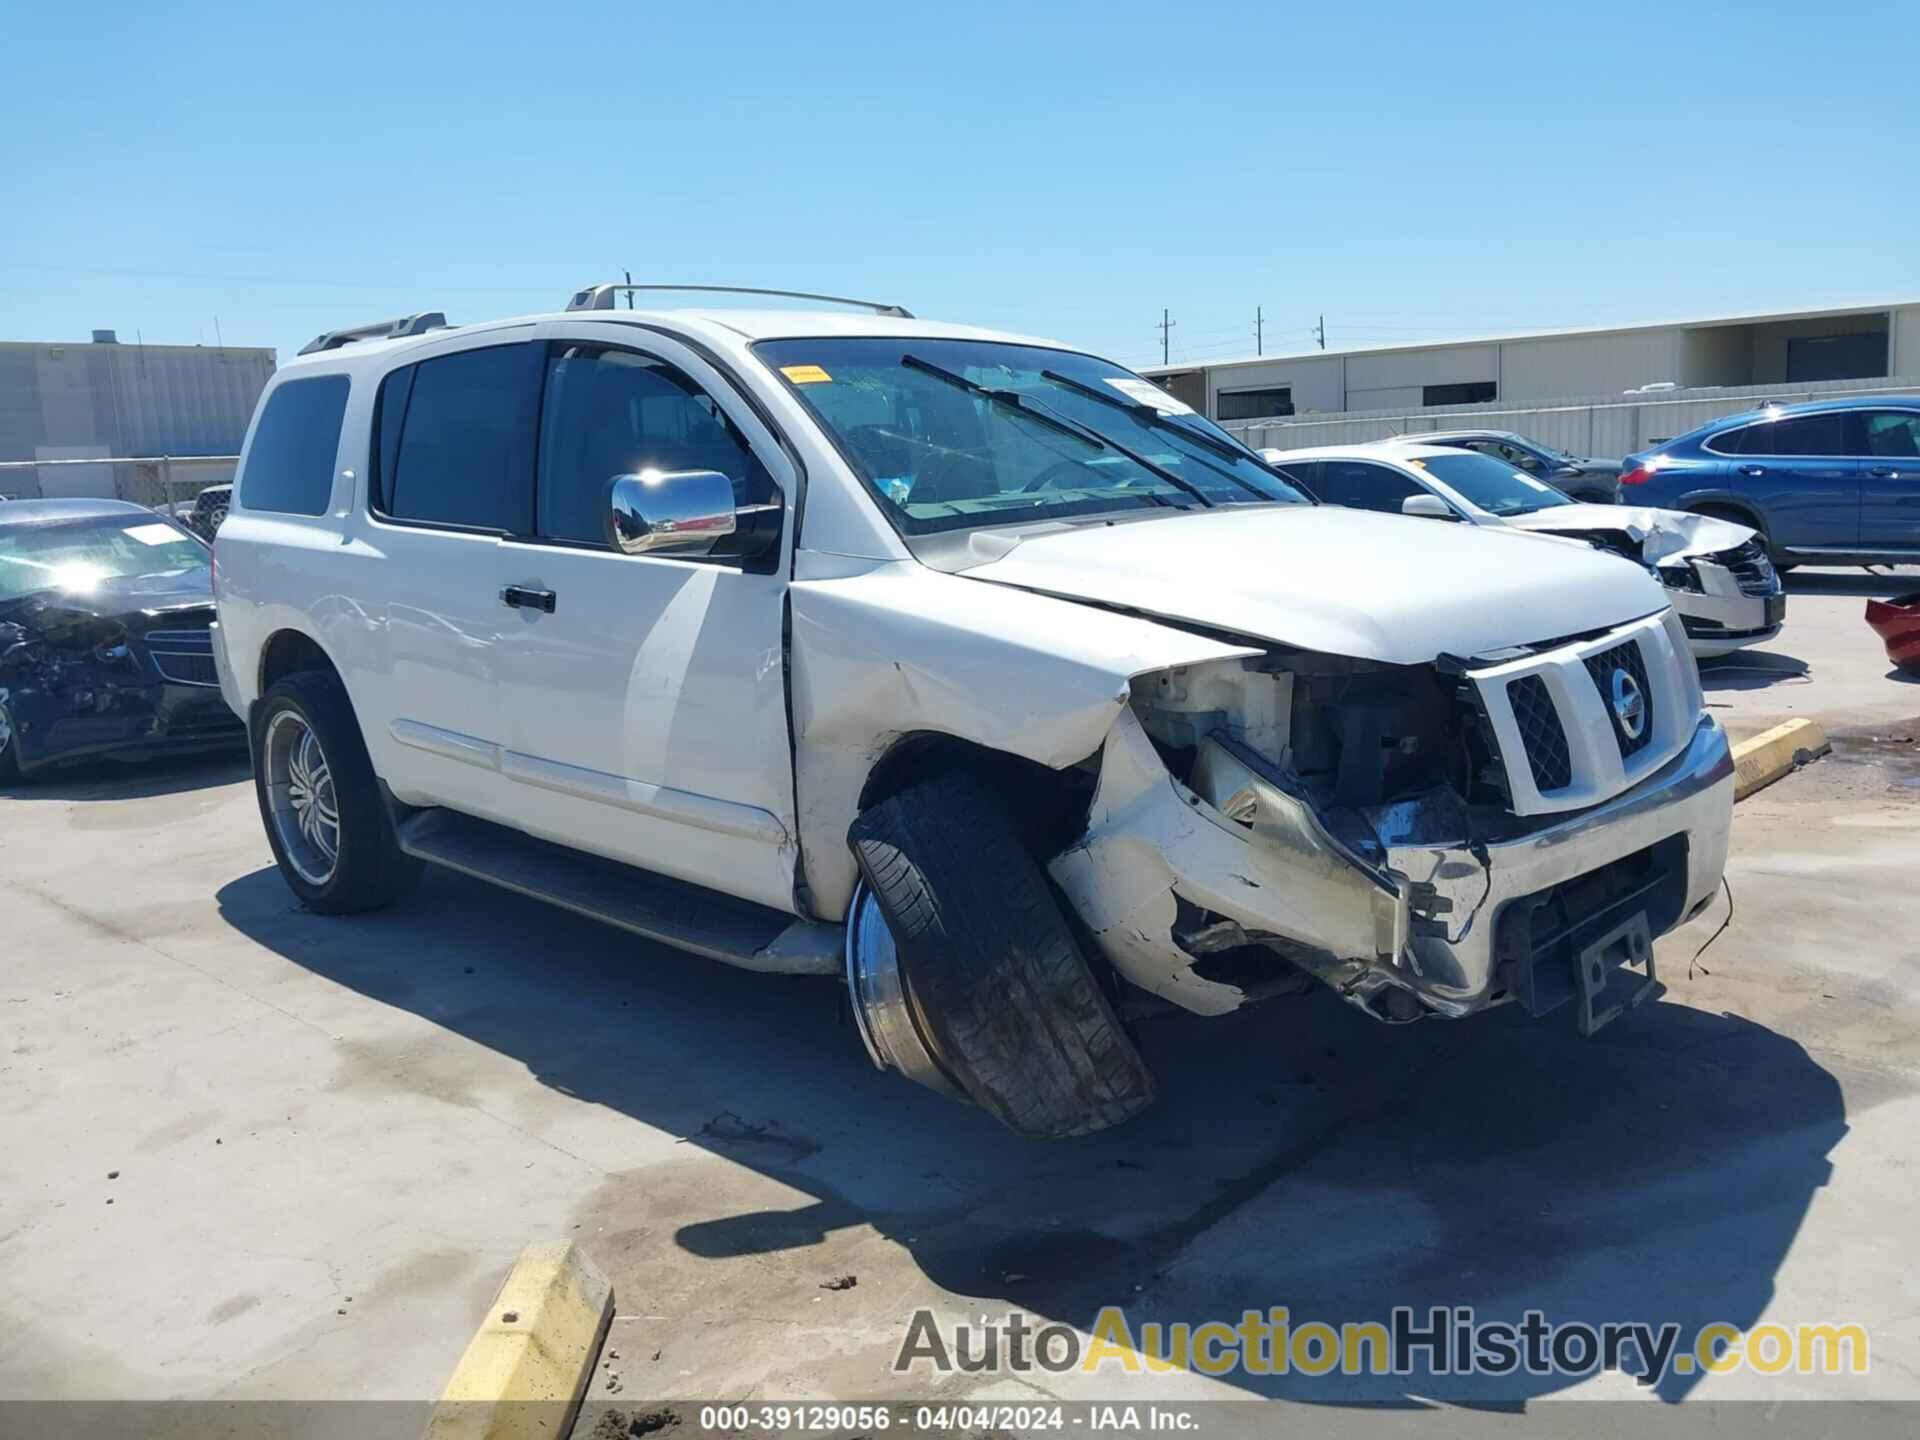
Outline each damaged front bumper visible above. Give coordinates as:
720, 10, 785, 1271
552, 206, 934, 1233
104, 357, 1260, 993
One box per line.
0, 674, 245, 775
1658, 542, 1785, 658
1669, 564, 1785, 658
1050, 708, 1733, 1027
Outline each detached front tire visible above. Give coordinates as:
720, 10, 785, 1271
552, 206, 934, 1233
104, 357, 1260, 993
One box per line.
848, 770, 1155, 1139
253, 670, 421, 914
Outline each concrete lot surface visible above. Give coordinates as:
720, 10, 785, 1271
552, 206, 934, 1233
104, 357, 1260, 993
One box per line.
3, 567, 1918, 1427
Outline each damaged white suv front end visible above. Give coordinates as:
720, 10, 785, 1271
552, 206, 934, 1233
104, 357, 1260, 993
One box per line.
1058, 612, 1729, 1034
762, 334, 1736, 1135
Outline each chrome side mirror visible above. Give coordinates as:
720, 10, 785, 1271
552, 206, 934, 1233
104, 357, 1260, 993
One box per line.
1401, 493, 1456, 520
606, 470, 737, 556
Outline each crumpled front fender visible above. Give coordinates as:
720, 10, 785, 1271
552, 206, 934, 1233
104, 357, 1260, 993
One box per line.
788, 555, 1257, 920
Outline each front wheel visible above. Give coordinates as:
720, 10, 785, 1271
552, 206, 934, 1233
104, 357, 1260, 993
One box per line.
252, 670, 421, 913
847, 770, 1155, 1139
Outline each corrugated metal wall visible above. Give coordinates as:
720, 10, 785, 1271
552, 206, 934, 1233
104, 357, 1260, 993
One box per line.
1234, 373, 1920, 459
0, 341, 273, 497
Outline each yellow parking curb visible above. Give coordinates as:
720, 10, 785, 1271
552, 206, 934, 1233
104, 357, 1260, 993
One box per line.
424, 1241, 613, 1440
1731, 718, 1830, 801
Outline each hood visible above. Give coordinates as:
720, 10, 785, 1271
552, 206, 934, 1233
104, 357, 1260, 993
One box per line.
957, 505, 1668, 666
0, 566, 213, 634
1501, 504, 1753, 565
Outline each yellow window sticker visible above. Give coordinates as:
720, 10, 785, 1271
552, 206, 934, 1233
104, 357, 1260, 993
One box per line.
781, 364, 832, 385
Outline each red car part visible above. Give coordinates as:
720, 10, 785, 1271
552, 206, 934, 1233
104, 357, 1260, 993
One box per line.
1866, 593, 1920, 672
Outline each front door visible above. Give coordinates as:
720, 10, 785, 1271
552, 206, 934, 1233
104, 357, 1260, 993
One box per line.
1852, 409, 1920, 552
490, 328, 800, 915
1720, 411, 1859, 550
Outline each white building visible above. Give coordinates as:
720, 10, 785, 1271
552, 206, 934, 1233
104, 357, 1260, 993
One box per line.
0, 331, 275, 501
1144, 298, 1920, 426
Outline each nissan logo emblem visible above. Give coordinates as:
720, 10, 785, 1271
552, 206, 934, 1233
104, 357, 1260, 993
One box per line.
1610, 668, 1647, 740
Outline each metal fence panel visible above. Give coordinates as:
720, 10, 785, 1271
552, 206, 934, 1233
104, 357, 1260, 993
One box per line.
1235, 373, 1920, 458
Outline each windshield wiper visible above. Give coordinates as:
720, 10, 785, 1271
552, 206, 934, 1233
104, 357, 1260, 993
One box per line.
1036, 370, 1278, 504
900, 354, 1216, 508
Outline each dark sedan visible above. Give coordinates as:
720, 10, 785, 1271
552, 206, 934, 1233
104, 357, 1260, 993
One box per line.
1386, 429, 1622, 503
0, 499, 245, 784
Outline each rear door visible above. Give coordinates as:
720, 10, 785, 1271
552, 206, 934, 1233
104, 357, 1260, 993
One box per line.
1851, 409, 1920, 552
357, 336, 543, 824
489, 326, 800, 915
1715, 412, 1858, 549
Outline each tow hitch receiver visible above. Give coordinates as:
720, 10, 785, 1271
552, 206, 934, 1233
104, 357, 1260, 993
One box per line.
1495, 836, 1684, 1035
1571, 911, 1661, 1036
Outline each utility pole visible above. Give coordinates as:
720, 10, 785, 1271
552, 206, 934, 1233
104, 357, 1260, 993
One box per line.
1157, 308, 1176, 364
624, 269, 634, 310
1255, 306, 1264, 356
1315, 314, 1326, 350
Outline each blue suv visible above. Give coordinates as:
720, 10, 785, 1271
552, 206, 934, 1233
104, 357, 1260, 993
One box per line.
1621, 396, 1920, 566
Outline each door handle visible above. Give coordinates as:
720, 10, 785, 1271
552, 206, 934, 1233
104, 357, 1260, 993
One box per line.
1739, 464, 1767, 477
1869, 466, 1902, 479
501, 585, 557, 613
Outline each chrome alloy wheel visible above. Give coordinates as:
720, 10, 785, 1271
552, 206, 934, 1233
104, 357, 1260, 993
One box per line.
0, 702, 13, 757
264, 709, 340, 885
844, 879, 961, 1099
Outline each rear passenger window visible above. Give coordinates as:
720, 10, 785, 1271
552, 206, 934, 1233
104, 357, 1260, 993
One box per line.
239, 376, 349, 516
1768, 414, 1844, 456
382, 343, 541, 532
1706, 424, 1758, 455
535, 343, 776, 546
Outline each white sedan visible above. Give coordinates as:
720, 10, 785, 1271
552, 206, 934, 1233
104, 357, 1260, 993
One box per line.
1263, 442, 1785, 658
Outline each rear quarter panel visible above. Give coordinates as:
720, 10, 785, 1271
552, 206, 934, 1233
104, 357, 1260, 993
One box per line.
214, 364, 376, 719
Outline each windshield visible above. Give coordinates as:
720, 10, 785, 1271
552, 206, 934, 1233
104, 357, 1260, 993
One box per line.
0, 515, 208, 603
1410, 452, 1576, 517
755, 338, 1308, 535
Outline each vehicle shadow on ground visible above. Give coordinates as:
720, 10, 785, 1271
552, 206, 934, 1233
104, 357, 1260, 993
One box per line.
217, 863, 1848, 1407
1698, 650, 1810, 692
6, 748, 249, 802
1785, 568, 1919, 598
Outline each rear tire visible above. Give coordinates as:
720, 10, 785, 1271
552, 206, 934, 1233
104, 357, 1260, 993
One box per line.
252, 670, 422, 914
848, 771, 1155, 1139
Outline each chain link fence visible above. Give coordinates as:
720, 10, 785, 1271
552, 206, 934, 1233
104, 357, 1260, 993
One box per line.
0, 455, 237, 516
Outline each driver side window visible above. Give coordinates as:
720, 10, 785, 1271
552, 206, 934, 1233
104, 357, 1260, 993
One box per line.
1316, 461, 1425, 514
535, 343, 776, 546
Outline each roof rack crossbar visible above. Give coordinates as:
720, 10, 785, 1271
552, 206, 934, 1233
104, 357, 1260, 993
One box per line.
565, 283, 912, 319
297, 311, 450, 356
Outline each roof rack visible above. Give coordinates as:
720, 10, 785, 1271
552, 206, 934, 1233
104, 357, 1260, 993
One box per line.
297, 312, 450, 356
565, 283, 912, 318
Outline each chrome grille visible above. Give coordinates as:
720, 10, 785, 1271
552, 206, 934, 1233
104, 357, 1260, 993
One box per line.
144, 628, 220, 688
1505, 675, 1571, 792
1583, 641, 1654, 759
1713, 538, 1778, 597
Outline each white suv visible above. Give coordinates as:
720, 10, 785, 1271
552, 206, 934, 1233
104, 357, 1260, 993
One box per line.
214, 284, 1735, 1138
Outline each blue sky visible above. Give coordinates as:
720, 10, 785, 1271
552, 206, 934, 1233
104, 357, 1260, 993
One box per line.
4, 1, 1915, 371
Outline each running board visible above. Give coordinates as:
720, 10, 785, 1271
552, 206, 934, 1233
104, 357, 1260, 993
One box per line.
394, 808, 841, 975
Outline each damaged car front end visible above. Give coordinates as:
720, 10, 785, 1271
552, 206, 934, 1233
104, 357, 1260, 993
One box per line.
1050, 609, 1732, 1035
0, 502, 245, 782
1504, 506, 1786, 659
